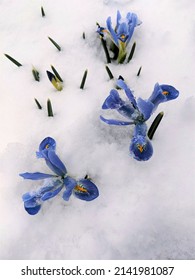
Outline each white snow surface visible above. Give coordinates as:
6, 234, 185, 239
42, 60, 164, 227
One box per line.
0, 0, 195, 259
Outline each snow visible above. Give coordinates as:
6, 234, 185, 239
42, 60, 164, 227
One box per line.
0, 0, 195, 259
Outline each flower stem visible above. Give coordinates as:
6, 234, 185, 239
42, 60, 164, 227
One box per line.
118, 42, 127, 64
148, 112, 164, 140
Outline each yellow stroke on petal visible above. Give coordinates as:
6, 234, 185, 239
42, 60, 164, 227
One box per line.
74, 185, 88, 193
137, 144, 144, 153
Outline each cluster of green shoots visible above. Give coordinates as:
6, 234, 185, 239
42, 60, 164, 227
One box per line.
4, 6, 89, 117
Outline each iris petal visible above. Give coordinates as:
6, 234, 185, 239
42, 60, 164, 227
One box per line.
39, 137, 56, 152
22, 192, 36, 202
117, 22, 128, 42
130, 136, 153, 161
41, 184, 63, 201
36, 137, 56, 159
160, 84, 179, 101
129, 124, 153, 161
134, 123, 147, 136
148, 83, 179, 110
117, 104, 136, 119
47, 150, 67, 175
126, 13, 138, 44
19, 172, 56, 180
24, 204, 41, 215
116, 10, 122, 29
62, 189, 73, 201
126, 12, 141, 26
63, 176, 77, 201
73, 179, 99, 201
118, 23, 127, 35
100, 115, 133, 126
102, 89, 124, 110
38, 186, 54, 195
137, 98, 154, 121
116, 79, 137, 108
148, 83, 166, 107
23, 196, 38, 208
106, 16, 119, 46
44, 159, 63, 176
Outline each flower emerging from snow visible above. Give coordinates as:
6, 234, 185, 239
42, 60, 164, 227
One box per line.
100, 79, 179, 161
97, 10, 141, 63
20, 137, 99, 215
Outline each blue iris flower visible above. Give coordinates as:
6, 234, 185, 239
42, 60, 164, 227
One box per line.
97, 10, 141, 63
20, 137, 99, 215
106, 11, 141, 46
100, 79, 179, 161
